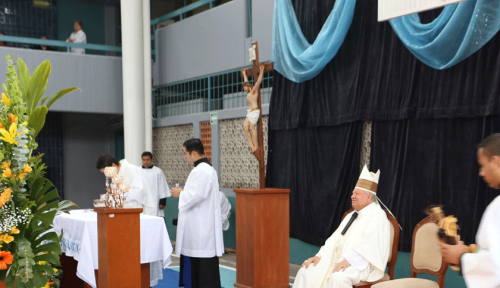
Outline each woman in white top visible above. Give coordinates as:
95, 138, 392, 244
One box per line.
66, 19, 86, 54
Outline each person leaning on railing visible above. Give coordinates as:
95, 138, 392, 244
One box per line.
35, 36, 57, 51
0, 32, 8, 47
66, 19, 87, 54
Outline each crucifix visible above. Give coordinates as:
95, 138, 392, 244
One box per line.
241, 42, 273, 189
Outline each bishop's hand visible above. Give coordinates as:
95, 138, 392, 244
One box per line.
333, 259, 351, 273
302, 256, 320, 269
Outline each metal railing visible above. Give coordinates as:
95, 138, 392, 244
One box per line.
153, 68, 272, 118
0, 35, 122, 53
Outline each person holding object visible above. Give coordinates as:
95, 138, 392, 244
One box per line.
241, 64, 265, 155
170, 138, 224, 288
294, 166, 391, 288
440, 134, 500, 288
96, 154, 156, 215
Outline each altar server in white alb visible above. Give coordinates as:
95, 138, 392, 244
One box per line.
170, 138, 224, 288
96, 154, 156, 215
440, 133, 500, 288
294, 166, 391, 288
141, 151, 171, 217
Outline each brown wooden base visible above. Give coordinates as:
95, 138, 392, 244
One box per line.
60, 254, 150, 288
234, 188, 290, 288
234, 283, 290, 288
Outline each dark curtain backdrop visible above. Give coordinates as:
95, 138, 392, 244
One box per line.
267, 0, 500, 250
266, 122, 362, 245
370, 117, 500, 251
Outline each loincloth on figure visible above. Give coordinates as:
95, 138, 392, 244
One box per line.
246, 108, 260, 125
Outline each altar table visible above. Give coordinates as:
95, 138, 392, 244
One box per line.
53, 209, 173, 288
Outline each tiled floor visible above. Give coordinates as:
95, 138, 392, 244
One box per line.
164, 250, 301, 286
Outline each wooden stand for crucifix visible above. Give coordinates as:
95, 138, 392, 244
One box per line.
241, 42, 273, 189
234, 42, 290, 288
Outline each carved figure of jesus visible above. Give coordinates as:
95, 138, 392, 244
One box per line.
241, 64, 265, 154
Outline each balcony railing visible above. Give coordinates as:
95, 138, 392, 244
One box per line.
153, 68, 272, 118
0, 35, 122, 54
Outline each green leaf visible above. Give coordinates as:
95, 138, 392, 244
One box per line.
40, 95, 50, 106
6, 269, 16, 287
28, 106, 48, 138
35, 190, 59, 207
28, 60, 51, 115
34, 253, 60, 266
30, 177, 52, 203
33, 242, 61, 255
30, 231, 60, 248
32, 209, 57, 230
58, 200, 78, 212
17, 58, 31, 99
37, 200, 59, 215
33, 265, 50, 288
46, 87, 80, 109
35, 264, 54, 279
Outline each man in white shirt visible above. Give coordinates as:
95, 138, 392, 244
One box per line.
170, 138, 224, 288
141, 151, 171, 217
294, 166, 391, 288
440, 133, 500, 288
66, 19, 86, 54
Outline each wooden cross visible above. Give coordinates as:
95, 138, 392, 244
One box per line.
242, 42, 273, 189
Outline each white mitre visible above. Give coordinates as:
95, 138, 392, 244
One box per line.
355, 165, 380, 195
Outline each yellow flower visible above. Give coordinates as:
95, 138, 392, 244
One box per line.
8, 114, 17, 124
23, 164, 32, 173
53, 268, 58, 273
18, 164, 32, 180
41, 281, 50, 288
1, 93, 11, 107
37, 261, 47, 266
2, 168, 12, 178
9, 226, 19, 234
0, 234, 14, 244
0, 162, 10, 170
0, 188, 11, 208
0, 122, 17, 144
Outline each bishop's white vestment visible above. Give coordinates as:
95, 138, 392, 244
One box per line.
141, 166, 171, 217
461, 195, 500, 288
175, 161, 224, 257
294, 202, 390, 288
119, 159, 156, 215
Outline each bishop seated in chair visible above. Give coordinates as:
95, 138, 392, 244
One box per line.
294, 166, 391, 288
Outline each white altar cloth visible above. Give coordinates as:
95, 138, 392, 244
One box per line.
53, 209, 173, 288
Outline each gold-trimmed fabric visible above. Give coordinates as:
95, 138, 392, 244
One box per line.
356, 179, 378, 193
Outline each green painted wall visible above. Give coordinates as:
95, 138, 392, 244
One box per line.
58, 0, 105, 55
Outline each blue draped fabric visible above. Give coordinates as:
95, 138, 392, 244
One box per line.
270, 0, 356, 83
390, 0, 500, 69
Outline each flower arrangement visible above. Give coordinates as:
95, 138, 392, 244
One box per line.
103, 167, 130, 208
0, 55, 78, 288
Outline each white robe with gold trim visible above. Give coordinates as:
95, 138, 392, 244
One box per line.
294, 202, 391, 288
